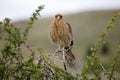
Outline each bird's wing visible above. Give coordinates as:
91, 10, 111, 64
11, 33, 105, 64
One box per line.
66, 22, 73, 37
65, 21, 73, 47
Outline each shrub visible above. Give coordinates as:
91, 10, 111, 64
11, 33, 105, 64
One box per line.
0, 5, 120, 80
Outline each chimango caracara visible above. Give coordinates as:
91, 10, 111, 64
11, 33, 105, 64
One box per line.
49, 14, 75, 66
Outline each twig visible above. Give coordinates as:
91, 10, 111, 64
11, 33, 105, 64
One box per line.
62, 47, 67, 71
25, 44, 33, 52
99, 63, 116, 80
63, 62, 67, 71
99, 63, 107, 73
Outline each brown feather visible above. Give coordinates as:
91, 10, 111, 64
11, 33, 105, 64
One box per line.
50, 14, 75, 66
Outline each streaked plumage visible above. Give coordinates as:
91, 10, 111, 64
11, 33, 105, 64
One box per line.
49, 14, 75, 66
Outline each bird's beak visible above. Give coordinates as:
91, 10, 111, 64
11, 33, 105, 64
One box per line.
56, 16, 60, 20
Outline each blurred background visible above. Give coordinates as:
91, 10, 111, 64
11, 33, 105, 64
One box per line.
0, 0, 120, 76
1, 0, 120, 20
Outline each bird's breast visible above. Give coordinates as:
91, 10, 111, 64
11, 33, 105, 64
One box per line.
50, 22, 71, 46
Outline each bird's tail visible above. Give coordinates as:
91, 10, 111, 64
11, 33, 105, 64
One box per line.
65, 49, 75, 67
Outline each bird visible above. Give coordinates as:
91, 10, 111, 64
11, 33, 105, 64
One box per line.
49, 14, 75, 67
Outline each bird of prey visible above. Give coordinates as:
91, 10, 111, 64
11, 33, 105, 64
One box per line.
49, 14, 75, 66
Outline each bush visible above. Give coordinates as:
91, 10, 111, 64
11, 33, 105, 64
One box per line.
0, 5, 120, 80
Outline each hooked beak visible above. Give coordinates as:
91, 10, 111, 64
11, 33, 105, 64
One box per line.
56, 16, 61, 20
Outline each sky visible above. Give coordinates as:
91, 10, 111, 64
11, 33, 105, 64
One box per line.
0, 0, 120, 21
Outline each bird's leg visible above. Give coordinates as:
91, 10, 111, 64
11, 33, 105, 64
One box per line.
65, 46, 73, 52
52, 45, 62, 58
56, 45, 62, 52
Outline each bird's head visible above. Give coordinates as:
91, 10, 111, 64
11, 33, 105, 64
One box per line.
55, 14, 62, 20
